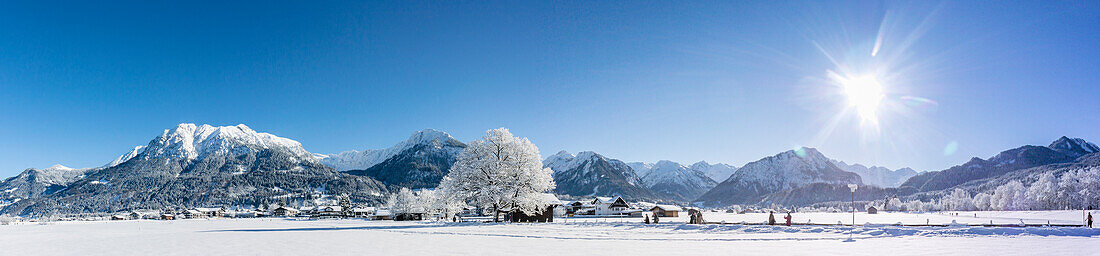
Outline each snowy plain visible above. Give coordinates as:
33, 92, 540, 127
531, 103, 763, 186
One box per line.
1, 211, 1098, 256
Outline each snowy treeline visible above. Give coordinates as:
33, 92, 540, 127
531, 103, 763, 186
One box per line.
903, 167, 1100, 211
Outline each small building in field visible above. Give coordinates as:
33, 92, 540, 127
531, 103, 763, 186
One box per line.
128, 211, 160, 220
508, 194, 562, 222
593, 196, 630, 215
182, 209, 204, 219
372, 209, 393, 220
111, 215, 129, 220
273, 206, 300, 217
867, 206, 878, 214
194, 208, 224, 218
313, 206, 344, 219
351, 207, 376, 218
160, 214, 176, 220
650, 205, 682, 217
565, 201, 593, 215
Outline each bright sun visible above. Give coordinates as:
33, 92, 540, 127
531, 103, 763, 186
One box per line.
839, 74, 885, 123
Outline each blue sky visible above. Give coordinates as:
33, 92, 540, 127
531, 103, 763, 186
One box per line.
1, 1, 1097, 177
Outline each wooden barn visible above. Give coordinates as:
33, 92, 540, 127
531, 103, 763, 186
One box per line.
650, 205, 682, 217
507, 194, 562, 222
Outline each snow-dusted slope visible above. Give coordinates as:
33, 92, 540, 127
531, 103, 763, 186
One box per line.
626, 162, 654, 177
900, 137, 1089, 193
320, 129, 458, 171
696, 147, 862, 207
641, 160, 717, 202
343, 129, 466, 188
690, 161, 738, 182
1, 144, 152, 207
544, 151, 655, 200
0, 165, 93, 202
1, 123, 387, 216
105, 146, 146, 167
831, 161, 918, 188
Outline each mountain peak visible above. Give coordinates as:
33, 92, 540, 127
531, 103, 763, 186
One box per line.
44, 164, 73, 171
320, 129, 464, 171
1048, 136, 1099, 157
655, 160, 680, 167
145, 123, 312, 162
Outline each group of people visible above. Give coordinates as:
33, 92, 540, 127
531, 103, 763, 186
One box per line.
642, 210, 706, 224
767, 211, 792, 226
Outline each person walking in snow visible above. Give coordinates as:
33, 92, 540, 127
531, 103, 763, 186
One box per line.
1088, 212, 1093, 228
784, 212, 792, 226
644, 215, 650, 224
653, 214, 660, 224
768, 211, 776, 225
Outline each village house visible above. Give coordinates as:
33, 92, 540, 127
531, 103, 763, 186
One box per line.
272, 206, 300, 217
650, 204, 682, 217
592, 196, 630, 215
372, 209, 393, 220
313, 206, 344, 219
194, 207, 224, 218
351, 207, 376, 218
508, 194, 562, 222
181, 209, 204, 219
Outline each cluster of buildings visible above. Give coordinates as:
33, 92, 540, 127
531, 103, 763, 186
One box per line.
105, 195, 691, 223
501, 195, 687, 223
561, 196, 685, 218
110, 205, 394, 221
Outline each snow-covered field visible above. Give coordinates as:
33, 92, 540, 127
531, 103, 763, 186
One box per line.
566, 210, 1089, 226
1, 211, 1098, 256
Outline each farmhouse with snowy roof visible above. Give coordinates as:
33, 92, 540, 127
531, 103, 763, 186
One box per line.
507, 193, 564, 223
650, 205, 682, 217
592, 196, 630, 215
272, 206, 299, 217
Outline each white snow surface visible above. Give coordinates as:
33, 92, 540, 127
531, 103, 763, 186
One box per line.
319, 129, 456, 171
142, 123, 315, 163
2, 211, 1099, 255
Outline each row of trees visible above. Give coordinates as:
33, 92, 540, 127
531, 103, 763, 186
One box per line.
899, 167, 1100, 212
387, 128, 557, 222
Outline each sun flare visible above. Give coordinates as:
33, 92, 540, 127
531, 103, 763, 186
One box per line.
838, 74, 885, 123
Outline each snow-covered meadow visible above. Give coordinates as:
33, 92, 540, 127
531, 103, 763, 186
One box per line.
2, 211, 1098, 255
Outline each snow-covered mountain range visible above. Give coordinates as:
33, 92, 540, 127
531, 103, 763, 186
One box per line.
0, 124, 388, 216
318, 129, 461, 172
544, 151, 655, 201
695, 147, 862, 207
690, 161, 738, 183
339, 129, 467, 189
831, 161, 918, 188
900, 137, 1092, 193
638, 160, 717, 202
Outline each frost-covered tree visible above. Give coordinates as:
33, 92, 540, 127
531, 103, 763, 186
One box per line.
991, 181, 1028, 211
436, 128, 556, 222
885, 197, 902, 211
1026, 172, 1060, 210
387, 188, 424, 216
940, 188, 975, 211
972, 192, 992, 211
